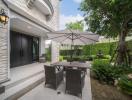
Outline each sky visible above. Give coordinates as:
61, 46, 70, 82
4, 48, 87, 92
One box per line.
46, 0, 84, 44
59, 0, 84, 29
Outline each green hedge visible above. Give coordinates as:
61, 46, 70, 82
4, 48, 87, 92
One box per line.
60, 40, 132, 57
60, 49, 82, 56
60, 42, 117, 57
82, 42, 117, 56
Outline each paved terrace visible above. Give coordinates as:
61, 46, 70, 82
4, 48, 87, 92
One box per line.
18, 64, 92, 100
2, 62, 92, 100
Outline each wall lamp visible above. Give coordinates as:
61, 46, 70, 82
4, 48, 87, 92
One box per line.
0, 9, 9, 25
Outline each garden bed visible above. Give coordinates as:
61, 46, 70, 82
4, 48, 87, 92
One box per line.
91, 76, 132, 100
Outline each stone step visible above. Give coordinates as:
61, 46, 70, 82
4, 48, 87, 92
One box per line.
1, 63, 45, 100
4, 72, 44, 100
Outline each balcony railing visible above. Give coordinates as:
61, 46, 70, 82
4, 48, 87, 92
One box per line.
26, 0, 54, 15
44, 0, 54, 15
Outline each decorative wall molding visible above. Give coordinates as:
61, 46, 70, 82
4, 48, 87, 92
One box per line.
26, 0, 35, 9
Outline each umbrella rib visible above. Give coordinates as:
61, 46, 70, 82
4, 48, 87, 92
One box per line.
68, 29, 99, 41
48, 34, 68, 40
59, 34, 72, 44
81, 33, 99, 35
69, 29, 73, 33
80, 35, 98, 42
68, 29, 94, 44
73, 34, 87, 45
68, 29, 80, 40
79, 38, 87, 45
73, 33, 81, 39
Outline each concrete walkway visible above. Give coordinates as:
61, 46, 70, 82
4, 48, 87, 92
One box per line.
19, 69, 92, 100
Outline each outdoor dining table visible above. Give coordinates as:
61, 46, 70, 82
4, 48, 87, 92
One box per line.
50, 61, 89, 95
51, 61, 89, 70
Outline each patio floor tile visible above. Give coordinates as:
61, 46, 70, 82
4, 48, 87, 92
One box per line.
19, 69, 92, 100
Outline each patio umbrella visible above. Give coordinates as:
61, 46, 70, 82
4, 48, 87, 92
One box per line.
46, 29, 99, 61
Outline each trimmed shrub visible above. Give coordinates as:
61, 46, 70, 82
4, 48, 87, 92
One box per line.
63, 56, 70, 60
62, 54, 112, 62
87, 55, 111, 61
63, 56, 87, 61
116, 65, 132, 74
59, 56, 63, 61
92, 59, 123, 85
87, 56, 93, 61
103, 55, 111, 59
118, 75, 132, 95
45, 45, 51, 61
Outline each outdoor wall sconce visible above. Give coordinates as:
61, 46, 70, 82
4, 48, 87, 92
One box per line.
0, 9, 9, 25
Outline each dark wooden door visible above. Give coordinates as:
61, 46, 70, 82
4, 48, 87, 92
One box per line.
10, 31, 38, 68
21, 34, 32, 65
10, 31, 22, 67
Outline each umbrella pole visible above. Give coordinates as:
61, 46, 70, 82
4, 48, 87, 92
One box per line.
70, 33, 74, 62
70, 44, 72, 62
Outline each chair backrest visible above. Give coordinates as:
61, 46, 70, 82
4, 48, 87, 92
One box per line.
44, 65, 55, 79
66, 68, 81, 85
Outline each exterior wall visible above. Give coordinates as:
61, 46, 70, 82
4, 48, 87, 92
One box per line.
5, 0, 60, 62
5, 0, 59, 31
0, 0, 60, 84
0, 1, 9, 83
50, 0, 60, 62
40, 37, 46, 56
48, 0, 60, 30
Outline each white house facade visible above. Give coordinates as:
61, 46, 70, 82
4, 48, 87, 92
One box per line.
0, 0, 60, 99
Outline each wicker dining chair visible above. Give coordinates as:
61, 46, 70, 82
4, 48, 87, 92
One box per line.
65, 68, 85, 97
44, 65, 64, 89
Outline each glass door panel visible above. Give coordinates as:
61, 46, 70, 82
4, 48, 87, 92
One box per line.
32, 37, 39, 61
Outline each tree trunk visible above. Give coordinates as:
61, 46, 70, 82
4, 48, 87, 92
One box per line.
116, 30, 129, 65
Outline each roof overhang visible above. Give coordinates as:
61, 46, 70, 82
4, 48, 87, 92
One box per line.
3, 0, 54, 32
34, 0, 54, 16
10, 14, 49, 37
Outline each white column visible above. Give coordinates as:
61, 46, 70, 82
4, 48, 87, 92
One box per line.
39, 37, 45, 56
51, 41, 59, 63
0, 0, 10, 83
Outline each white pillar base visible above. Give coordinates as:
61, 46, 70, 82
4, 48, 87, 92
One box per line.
51, 41, 59, 63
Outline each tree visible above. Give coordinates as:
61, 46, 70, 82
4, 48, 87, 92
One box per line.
80, 0, 132, 65
65, 21, 84, 31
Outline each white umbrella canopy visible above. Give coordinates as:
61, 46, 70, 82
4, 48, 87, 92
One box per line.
46, 29, 99, 45
46, 29, 99, 61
